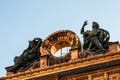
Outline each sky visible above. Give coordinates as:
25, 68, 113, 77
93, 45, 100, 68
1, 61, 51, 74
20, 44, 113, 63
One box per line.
0, 0, 120, 77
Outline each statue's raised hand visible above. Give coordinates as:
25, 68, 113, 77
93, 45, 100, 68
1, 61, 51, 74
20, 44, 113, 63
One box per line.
83, 21, 88, 26
34, 38, 42, 42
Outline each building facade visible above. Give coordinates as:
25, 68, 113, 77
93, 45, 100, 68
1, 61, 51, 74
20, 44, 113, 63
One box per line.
1, 30, 120, 80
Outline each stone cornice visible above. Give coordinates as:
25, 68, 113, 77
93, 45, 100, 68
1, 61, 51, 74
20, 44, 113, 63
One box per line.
1, 51, 120, 80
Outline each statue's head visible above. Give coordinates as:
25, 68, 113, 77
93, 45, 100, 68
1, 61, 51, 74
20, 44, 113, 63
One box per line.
92, 22, 99, 29
29, 40, 37, 48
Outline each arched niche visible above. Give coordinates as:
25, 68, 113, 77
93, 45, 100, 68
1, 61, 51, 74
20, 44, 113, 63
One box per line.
41, 30, 81, 57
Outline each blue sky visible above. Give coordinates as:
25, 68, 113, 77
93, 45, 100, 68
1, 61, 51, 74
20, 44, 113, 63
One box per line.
0, 0, 120, 77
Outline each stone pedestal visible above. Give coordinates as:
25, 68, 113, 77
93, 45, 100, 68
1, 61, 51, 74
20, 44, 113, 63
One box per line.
70, 48, 79, 60
40, 47, 49, 68
40, 55, 48, 68
108, 42, 120, 53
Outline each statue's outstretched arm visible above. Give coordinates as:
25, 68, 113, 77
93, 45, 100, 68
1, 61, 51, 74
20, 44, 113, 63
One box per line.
34, 38, 42, 41
29, 38, 42, 54
34, 38, 42, 49
81, 21, 88, 34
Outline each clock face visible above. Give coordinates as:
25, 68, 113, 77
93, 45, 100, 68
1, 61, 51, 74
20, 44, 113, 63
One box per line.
41, 30, 81, 57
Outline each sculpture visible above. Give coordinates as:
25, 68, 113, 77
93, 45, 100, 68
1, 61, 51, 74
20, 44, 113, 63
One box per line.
8, 38, 42, 72
80, 21, 110, 52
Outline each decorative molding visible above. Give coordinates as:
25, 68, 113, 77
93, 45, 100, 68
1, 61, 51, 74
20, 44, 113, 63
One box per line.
1, 49, 120, 80
41, 30, 81, 56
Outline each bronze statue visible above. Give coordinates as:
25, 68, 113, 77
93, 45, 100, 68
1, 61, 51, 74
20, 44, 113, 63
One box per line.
81, 21, 110, 52
8, 38, 42, 72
